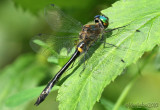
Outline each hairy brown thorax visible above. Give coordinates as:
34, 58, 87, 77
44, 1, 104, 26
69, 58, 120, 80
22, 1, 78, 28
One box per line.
78, 24, 103, 51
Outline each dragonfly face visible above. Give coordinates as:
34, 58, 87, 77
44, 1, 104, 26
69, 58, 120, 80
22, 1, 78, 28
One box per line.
94, 15, 109, 28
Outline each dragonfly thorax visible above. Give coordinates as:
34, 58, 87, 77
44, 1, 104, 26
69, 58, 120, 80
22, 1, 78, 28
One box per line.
78, 24, 104, 52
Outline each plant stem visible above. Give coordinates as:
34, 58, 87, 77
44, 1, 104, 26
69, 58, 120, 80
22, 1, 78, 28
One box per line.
113, 74, 139, 110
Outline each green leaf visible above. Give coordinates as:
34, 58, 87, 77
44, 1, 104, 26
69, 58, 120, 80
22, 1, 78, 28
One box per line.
47, 56, 59, 64
57, 0, 160, 110
33, 38, 60, 58
5, 85, 59, 107
0, 54, 48, 109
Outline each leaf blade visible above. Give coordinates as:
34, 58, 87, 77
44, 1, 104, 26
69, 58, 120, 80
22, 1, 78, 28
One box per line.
57, 0, 160, 110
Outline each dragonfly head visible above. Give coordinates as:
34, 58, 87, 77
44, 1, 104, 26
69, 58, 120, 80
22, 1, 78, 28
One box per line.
94, 15, 109, 28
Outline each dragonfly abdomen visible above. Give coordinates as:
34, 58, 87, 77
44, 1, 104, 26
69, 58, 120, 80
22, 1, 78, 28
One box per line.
34, 49, 81, 106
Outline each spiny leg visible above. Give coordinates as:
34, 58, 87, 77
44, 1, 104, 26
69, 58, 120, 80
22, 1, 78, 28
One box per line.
101, 34, 125, 63
101, 34, 117, 48
105, 24, 130, 33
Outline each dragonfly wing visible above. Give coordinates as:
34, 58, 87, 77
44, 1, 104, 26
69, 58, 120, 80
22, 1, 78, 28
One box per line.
30, 33, 78, 58
44, 4, 82, 33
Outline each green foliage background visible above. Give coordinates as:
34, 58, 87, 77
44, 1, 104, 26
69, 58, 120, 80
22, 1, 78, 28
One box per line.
0, 0, 160, 110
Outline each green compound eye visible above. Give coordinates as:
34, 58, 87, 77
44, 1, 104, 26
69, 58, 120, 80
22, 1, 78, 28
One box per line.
99, 15, 108, 24
94, 15, 109, 28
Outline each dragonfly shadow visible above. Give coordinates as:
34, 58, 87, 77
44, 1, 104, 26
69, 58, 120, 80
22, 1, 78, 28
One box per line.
58, 29, 113, 85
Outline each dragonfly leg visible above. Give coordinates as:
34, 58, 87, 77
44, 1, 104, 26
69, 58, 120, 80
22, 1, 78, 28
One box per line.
101, 34, 125, 63
101, 34, 117, 48
104, 24, 130, 33
104, 43, 125, 63
105, 42, 117, 48
100, 34, 105, 48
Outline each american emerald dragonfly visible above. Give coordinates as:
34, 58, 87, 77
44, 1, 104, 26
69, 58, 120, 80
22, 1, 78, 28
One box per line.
30, 4, 141, 105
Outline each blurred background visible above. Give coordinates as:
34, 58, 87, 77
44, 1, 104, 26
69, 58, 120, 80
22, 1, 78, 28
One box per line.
0, 0, 160, 110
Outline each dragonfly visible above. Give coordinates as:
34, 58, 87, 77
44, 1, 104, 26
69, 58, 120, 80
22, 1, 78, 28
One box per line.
31, 4, 139, 106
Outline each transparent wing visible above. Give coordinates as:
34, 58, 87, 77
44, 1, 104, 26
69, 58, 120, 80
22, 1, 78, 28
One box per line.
44, 4, 83, 33
30, 33, 78, 58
